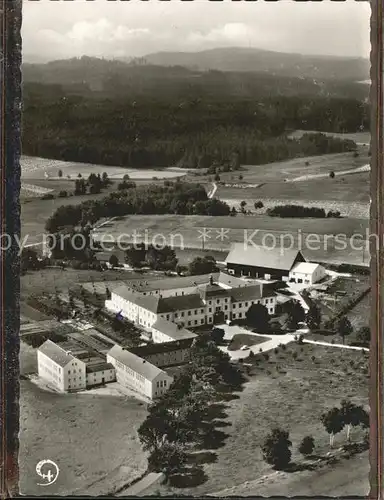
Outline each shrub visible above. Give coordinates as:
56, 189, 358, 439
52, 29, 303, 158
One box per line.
298, 436, 315, 457
311, 355, 316, 362
58, 190, 68, 198
41, 193, 55, 200
329, 171, 335, 178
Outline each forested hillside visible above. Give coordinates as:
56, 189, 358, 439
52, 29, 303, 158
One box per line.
23, 79, 368, 169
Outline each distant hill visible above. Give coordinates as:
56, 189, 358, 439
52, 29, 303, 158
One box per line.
143, 47, 370, 82
22, 54, 369, 101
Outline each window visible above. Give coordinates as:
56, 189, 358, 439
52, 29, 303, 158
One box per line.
166, 314, 170, 320
181, 312, 185, 317
188, 321, 191, 326
216, 299, 220, 304
175, 312, 178, 318
188, 311, 191, 316
232, 314, 236, 319
68, 370, 71, 374
238, 312, 242, 318
209, 308, 212, 313
194, 309, 198, 314
224, 305, 228, 311
209, 301, 212, 305
194, 320, 198, 325
200, 309, 204, 314
233, 304, 236, 309
201, 319, 204, 324
245, 302, 248, 307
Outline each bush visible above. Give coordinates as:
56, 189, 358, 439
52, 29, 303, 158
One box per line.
329, 171, 335, 178
267, 204, 326, 218
298, 436, 315, 457
41, 193, 55, 200
58, 190, 68, 198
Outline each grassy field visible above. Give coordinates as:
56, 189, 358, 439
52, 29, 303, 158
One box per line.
91, 214, 370, 267
216, 172, 370, 218
21, 155, 187, 181
148, 342, 368, 496
19, 342, 148, 496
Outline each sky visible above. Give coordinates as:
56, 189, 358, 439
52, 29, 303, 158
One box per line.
22, 0, 371, 62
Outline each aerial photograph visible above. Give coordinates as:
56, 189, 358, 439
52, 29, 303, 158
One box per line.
19, 0, 371, 496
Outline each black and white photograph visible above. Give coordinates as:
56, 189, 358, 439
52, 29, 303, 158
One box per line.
18, 0, 371, 496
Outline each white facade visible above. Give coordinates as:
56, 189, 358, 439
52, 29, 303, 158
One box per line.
37, 347, 87, 392
289, 263, 326, 286
107, 345, 174, 400
86, 367, 116, 387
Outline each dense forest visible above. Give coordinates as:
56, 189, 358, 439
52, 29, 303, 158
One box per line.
23, 80, 367, 169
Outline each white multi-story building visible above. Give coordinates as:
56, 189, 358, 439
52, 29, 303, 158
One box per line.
107, 344, 174, 400
38, 340, 87, 392
105, 272, 276, 329
38, 340, 116, 392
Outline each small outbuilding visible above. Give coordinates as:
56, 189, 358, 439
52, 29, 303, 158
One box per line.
288, 262, 326, 286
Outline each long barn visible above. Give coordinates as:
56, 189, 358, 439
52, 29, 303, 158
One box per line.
225, 243, 306, 281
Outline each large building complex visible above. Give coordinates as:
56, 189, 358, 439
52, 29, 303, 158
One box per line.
105, 272, 277, 329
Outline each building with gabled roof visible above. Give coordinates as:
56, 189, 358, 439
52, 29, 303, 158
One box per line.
225, 243, 306, 280
151, 317, 197, 343
106, 271, 276, 329
107, 344, 173, 400
37, 339, 116, 392
289, 262, 326, 285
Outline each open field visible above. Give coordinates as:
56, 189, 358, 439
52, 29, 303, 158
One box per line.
19, 342, 148, 496
91, 214, 370, 267
288, 130, 371, 146
212, 451, 369, 497
216, 172, 370, 218
21, 155, 187, 181
146, 342, 368, 496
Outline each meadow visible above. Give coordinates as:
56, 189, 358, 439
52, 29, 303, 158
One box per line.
19, 342, 148, 496
146, 342, 369, 497
21, 155, 188, 180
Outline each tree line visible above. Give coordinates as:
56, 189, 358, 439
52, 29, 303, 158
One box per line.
45, 181, 230, 233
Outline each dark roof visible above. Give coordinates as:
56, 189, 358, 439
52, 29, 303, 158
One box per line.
152, 318, 196, 341
107, 344, 171, 381
38, 340, 75, 367
86, 358, 115, 373
130, 338, 194, 357
230, 284, 275, 302
198, 283, 230, 300
225, 243, 305, 271
157, 293, 205, 313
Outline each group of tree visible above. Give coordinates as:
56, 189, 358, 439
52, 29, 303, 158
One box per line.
262, 399, 369, 470
281, 299, 306, 329
321, 399, 369, 448
267, 205, 327, 219
45, 182, 230, 234
138, 335, 244, 481
245, 303, 271, 333
73, 172, 111, 196
188, 255, 218, 276
125, 243, 178, 271
262, 429, 315, 470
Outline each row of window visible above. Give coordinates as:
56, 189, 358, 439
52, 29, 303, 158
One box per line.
156, 379, 167, 388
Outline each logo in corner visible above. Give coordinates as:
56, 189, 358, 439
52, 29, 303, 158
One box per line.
36, 459, 59, 486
